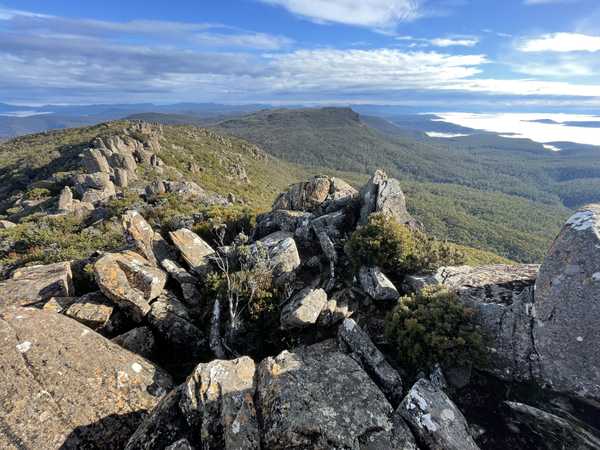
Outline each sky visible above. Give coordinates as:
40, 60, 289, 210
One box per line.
1, 0, 600, 111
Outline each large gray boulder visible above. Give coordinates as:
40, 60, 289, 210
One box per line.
81, 148, 111, 173
0, 306, 173, 450
280, 287, 328, 329
534, 206, 600, 400
338, 318, 404, 405
254, 231, 301, 284
400, 378, 480, 450
63, 291, 115, 333
359, 266, 400, 301
253, 209, 314, 242
74, 172, 116, 203
122, 210, 174, 266
0, 261, 74, 307
112, 326, 156, 359
359, 170, 415, 226
256, 340, 417, 449
94, 250, 167, 322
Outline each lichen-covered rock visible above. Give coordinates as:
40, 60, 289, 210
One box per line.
0, 306, 173, 450
147, 292, 206, 361
359, 266, 399, 301
256, 340, 416, 449
169, 228, 215, 275
338, 318, 403, 405
81, 147, 111, 173
63, 291, 115, 332
112, 326, 156, 360
94, 251, 167, 322
280, 287, 328, 329
533, 206, 600, 400
400, 378, 480, 450
0, 261, 73, 307
74, 172, 116, 203
317, 288, 357, 327
160, 258, 200, 306
58, 185, 74, 211
114, 168, 129, 188
359, 170, 415, 226
122, 210, 174, 266
180, 357, 259, 450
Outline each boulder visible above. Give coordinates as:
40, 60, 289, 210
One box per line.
81, 148, 111, 173
359, 170, 415, 226
0, 261, 73, 307
94, 251, 167, 322
273, 175, 358, 214
180, 357, 260, 449
112, 326, 156, 359
147, 292, 206, 361
257, 340, 417, 449
0, 306, 173, 450
504, 401, 600, 450
533, 206, 600, 399
400, 378, 480, 450
63, 291, 115, 333
163, 181, 228, 205
110, 152, 138, 175
160, 258, 200, 306
114, 168, 129, 188
74, 172, 116, 203
359, 266, 400, 301
43, 296, 78, 313
280, 287, 328, 329
253, 209, 314, 242
338, 318, 404, 404
126, 357, 259, 450
255, 231, 301, 283
0, 219, 16, 229
317, 288, 357, 327
58, 185, 74, 211
122, 210, 173, 265
166, 439, 194, 450
404, 264, 540, 383
145, 180, 167, 199
169, 228, 215, 275
310, 208, 350, 239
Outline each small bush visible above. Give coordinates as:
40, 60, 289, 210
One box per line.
385, 285, 485, 377
192, 205, 257, 247
25, 187, 51, 201
346, 213, 465, 276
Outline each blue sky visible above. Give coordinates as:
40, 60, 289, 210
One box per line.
1, 0, 600, 110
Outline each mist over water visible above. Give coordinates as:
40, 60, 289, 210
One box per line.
434, 112, 600, 147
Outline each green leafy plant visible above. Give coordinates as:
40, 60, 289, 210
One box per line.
385, 285, 485, 378
25, 187, 51, 201
346, 213, 465, 277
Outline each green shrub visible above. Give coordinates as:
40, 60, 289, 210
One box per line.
385, 285, 485, 377
345, 213, 465, 276
25, 187, 51, 201
192, 205, 257, 247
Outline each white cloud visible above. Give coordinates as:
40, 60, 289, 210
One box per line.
430, 37, 478, 47
258, 0, 421, 29
519, 33, 600, 52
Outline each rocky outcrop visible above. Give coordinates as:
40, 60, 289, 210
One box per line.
0, 306, 173, 450
253, 209, 314, 242
63, 290, 115, 333
254, 231, 301, 284
280, 287, 327, 329
74, 172, 116, 203
359, 266, 400, 301
359, 170, 416, 227
400, 378, 480, 450
94, 250, 167, 322
273, 175, 358, 214
0, 261, 73, 307
338, 318, 404, 405
533, 206, 600, 400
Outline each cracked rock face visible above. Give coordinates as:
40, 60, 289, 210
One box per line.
280, 287, 328, 329
400, 378, 480, 450
0, 306, 173, 450
359, 266, 399, 301
256, 340, 413, 450
359, 170, 415, 227
534, 206, 600, 400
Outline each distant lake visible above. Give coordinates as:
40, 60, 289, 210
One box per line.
432, 113, 600, 147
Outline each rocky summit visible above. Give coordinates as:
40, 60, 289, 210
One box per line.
1, 121, 600, 450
